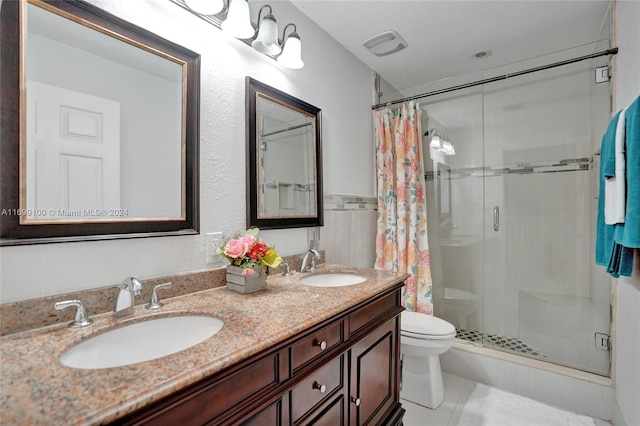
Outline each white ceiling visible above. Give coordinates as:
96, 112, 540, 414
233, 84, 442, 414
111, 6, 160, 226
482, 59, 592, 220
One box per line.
290, 0, 612, 97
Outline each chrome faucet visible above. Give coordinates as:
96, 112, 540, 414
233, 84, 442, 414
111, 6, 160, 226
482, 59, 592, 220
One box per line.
300, 249, 320, 272
114, 276, 143, 318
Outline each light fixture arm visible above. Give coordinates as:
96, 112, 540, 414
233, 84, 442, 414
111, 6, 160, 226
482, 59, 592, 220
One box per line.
219, 0, 230, 16
280, 23, 298, 44
256, 4, 273, 28
429, 128, 443, 139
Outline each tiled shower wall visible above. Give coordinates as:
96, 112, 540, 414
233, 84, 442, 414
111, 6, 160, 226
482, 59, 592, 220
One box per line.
321, 194, 377, 269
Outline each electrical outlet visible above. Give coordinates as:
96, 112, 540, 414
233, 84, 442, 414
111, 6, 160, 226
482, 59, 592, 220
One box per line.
206, 232, 223, 264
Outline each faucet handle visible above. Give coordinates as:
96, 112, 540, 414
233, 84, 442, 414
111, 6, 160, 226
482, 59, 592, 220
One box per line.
145, 282, 172, 310
54, 299, 93, 328
282, 262, 293, 277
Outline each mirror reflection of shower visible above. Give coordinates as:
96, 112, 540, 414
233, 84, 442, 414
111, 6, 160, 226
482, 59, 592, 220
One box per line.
428, 128, 456, 156
257, 96, 316, 218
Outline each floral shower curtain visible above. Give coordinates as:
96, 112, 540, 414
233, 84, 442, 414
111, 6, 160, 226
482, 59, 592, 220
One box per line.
374, 102, 433, 314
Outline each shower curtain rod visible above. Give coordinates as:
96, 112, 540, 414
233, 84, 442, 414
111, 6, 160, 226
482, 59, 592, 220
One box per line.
371, 47, 619, 110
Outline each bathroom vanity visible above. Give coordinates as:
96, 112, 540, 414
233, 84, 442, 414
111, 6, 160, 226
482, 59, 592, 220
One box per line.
0, 265, 407, 425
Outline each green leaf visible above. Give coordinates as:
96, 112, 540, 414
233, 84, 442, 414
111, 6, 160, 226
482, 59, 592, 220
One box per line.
246, 227, 260, 237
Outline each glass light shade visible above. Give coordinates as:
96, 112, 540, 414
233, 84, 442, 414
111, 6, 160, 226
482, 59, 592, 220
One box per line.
184, 0, 224, 15
277, 34, 304, 69
442, 140, 456, 155
221, 0, 255, 39
430, 134, 442, 149
252, 15, 281, 55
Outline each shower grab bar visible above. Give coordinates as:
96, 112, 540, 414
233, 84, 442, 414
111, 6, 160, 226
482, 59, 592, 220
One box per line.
493, 206, 499, 232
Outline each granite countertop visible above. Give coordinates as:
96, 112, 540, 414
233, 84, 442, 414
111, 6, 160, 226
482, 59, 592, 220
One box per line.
1, 264, 408, 425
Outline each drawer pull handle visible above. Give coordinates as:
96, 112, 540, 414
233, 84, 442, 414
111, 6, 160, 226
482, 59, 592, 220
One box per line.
314, 339, 327, 350
313, 381, 327, 394
351, 396, 361, 406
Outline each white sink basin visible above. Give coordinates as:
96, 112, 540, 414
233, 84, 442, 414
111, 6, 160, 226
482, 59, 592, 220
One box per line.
299, 273, 367, 287
60, 315, 223, 369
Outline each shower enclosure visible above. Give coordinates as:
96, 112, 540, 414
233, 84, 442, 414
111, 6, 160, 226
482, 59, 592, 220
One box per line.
392, 45, 614, 376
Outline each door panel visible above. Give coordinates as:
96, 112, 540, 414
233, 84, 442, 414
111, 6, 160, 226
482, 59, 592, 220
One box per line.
26, 81, 120, 219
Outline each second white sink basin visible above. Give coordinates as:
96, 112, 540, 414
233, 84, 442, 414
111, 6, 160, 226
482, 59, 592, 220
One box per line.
299, 273, 367, 287
60, 315, 223, 369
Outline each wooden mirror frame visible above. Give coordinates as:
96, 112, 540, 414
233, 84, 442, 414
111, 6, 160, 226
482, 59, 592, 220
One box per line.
0, 0, 200, 246
246, 77, 323, 230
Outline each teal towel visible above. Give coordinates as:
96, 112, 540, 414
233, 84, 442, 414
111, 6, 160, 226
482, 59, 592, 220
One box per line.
596, 111, 623, 270
615, 96, 640, 248
607, 243, 634, 278
596, 96, 640, 277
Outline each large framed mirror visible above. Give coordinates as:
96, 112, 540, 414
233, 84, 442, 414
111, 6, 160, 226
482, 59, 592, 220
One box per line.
246, 77, 323, 229
0, 0, 200, 245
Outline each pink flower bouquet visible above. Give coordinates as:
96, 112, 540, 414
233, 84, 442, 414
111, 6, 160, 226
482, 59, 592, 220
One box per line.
216, 228, 283, 276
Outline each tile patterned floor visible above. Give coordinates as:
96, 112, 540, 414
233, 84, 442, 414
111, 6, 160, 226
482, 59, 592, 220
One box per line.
455, 328, 546, 358
401, 372, 611, 426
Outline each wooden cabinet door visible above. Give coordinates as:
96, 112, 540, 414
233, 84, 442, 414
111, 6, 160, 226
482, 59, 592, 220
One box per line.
348, 318, 398, 426
241, 396, 287, 426
300, 394, 347, 426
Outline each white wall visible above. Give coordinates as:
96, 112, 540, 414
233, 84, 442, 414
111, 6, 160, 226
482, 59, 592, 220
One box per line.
0, 0, 374, 303
613, 1, 640, 425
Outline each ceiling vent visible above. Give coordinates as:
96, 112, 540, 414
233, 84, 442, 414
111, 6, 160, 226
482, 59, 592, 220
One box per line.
362, 30, 408, 57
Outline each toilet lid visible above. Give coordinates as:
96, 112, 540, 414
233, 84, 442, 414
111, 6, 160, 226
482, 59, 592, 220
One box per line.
401, 311, 456, 337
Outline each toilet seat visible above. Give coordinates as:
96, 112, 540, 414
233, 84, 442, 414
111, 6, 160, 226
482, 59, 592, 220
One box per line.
401, 311, 456, 340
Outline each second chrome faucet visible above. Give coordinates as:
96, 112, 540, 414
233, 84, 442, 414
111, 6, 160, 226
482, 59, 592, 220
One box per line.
113, 277, 143, 318
300, 249, 320, 273
114, 277, 173, 317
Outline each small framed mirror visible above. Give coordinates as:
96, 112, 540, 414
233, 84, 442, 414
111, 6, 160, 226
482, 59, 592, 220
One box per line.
0, 0, 200, 245
246, 77, 323, 229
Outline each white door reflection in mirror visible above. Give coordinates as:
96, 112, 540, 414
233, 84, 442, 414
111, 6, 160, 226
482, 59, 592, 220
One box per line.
26, 82, 121, 221
24, 1, 183, 222
257, 95, 316, 218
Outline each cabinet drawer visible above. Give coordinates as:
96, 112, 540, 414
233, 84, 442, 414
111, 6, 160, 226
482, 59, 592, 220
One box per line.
291, 355, 345, 422
349, 292, 399, 335
292, 320, 344, 372
117, 351, 283, 425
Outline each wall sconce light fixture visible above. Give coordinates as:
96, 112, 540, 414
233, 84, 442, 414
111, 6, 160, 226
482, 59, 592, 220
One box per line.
277, 24, 304, 69
221, 0, 255, 39
252, 5, 281, 55
178, 0, 304, 69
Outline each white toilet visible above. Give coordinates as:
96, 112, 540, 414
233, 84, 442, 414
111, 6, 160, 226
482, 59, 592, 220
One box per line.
442, 287, 478, 329
400, 311, 456, 409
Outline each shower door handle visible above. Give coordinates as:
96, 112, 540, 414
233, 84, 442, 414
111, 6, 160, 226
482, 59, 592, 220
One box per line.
493, 206, 500, 232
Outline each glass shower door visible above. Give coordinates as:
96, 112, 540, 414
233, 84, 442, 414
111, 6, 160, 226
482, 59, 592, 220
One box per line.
423, 84, 485, 344
481, 55, 612, 375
